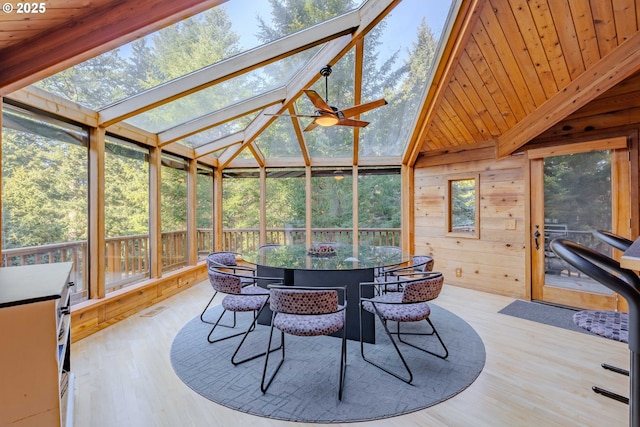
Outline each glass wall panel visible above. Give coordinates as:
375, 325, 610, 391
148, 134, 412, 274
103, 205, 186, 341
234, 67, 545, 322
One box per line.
360, 0, 455, 157
2, 104, 89, 303
104, 136, 150, 291
357, 168, 401, 246
266, 169, 306, 244
311, 168, 353, 244
197, 164, 215, 259
161, 154, 188, 272
222, 169, 260, 252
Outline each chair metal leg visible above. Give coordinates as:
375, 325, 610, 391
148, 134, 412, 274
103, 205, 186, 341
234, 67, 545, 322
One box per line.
261, 317, 347, 401
260, 322, 285, 394
360, 305, 414, 384
199, 292, 218, 324
206, 309, 242, 343
338, 321, 347, 400
231, 304, 282, 366
395, 317, 449, 359
360, 304, 448, 384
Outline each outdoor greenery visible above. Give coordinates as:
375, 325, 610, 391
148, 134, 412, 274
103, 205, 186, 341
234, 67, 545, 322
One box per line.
2, 1, 442, 252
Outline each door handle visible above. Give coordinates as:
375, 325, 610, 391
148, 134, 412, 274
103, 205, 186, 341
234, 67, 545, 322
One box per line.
534, 225, 541, 250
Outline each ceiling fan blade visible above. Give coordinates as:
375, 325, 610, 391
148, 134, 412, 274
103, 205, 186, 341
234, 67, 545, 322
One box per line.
339, 98, 388, 118
336, 118, 369, 128
303, 121, 319, 132
264, 113, 319, 118
303, 90, 333, 113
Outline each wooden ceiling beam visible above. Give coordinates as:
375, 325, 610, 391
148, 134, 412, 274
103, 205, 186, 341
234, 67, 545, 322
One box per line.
496, 29, 640, 158
98, 11, 361, 127
0, 0, 226, 96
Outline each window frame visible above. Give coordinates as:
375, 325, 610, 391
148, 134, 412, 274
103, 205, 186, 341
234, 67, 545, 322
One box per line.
445, 174, 480, 239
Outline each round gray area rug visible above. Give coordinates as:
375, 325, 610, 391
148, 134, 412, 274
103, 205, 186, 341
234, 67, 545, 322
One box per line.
170, 303, 485, 423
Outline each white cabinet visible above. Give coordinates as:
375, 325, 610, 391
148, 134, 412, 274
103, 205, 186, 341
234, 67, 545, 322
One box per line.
0, 262, 74, 427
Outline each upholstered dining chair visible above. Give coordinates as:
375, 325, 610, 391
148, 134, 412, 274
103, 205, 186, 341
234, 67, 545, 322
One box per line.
376, 255, 434, 293
201, 251, 256, 324
260, 285, 348, 400
360, 272, 448, 384
206, 268, 283, 365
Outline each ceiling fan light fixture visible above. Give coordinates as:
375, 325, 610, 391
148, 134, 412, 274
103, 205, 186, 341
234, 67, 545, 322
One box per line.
315, 113, 339, 127
333, 170, 344, 180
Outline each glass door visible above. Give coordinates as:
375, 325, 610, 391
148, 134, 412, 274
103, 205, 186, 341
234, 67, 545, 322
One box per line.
530, 138, 631, 311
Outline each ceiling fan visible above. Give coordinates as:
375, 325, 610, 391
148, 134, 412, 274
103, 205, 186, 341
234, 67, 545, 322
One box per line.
268, 65, 388, 131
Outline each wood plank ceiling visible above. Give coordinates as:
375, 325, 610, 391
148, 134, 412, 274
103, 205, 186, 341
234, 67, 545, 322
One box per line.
1, 0, 640, 165
415, 0, 640, 160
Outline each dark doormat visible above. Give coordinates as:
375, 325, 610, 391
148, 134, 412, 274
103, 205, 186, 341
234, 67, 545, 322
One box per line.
498, 299, 589, 334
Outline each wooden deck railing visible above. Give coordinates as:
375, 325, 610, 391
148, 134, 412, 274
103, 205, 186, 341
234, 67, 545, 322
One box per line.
1, 227, 400, 300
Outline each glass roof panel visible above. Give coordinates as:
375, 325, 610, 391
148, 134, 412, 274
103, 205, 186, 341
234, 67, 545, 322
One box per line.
124, 47, 320, 133
303, 50, 355, 158
32, 1, 363, 110
255, 116, 304, 159
176, 111, 260, 149
359, 0, 455, 157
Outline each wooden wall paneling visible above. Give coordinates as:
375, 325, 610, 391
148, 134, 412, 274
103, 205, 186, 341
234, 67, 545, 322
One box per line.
590, 0, 618, 57
440, 96, 479, 143
414, 151, 526, 297
481, 1, 541, 111
471, 13, 529, 119
546, 0, 586, 79
528, 0, 572, 90
456, 51, 512, 131
443, 87, 489, 142
612, 0, 639, 42
449, 72, 499, 138
568, 0, 601, 68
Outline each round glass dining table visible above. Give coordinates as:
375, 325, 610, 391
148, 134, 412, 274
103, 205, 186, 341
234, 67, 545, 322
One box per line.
241, 244, 412, 343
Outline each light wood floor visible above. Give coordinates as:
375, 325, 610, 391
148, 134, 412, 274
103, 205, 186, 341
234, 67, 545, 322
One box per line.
72, 281, 630, 427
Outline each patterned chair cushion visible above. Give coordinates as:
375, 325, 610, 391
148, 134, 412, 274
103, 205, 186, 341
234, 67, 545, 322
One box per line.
412, 256, 434, 272
207, 252, 237, 267
270, 288, 338, 315
273, 311, 345, 337
402, 275, 443, 303
222, 286, 269, 312
573, 310, 629, 343
208, 270, 242, 294
362, 292, 431, 322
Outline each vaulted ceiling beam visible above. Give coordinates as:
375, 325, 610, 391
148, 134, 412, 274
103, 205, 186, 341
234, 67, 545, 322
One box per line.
0, 0, 226, 96
98, 10, 361, 127
497, 29, 640, 158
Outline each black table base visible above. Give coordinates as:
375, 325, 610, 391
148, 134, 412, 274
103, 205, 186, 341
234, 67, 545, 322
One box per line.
256, 265, 375, 343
